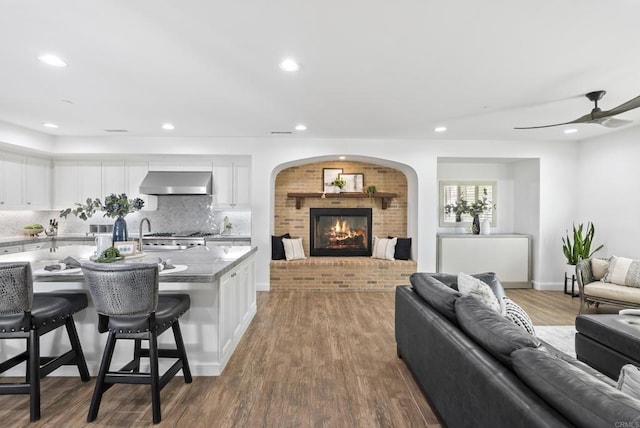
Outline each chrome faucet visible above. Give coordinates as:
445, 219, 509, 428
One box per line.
139, 217, 151, 252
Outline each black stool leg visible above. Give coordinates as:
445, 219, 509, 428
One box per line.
133, 339, 142, 373
88, 331, 117, 423
28, 331, 41, 422
172, 321, 192, 383
149, 330, 161, 424
65, 317, 90, 381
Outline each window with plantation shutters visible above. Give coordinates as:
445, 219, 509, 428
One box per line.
440, 181, 496, 227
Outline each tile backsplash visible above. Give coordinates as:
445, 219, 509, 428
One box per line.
0, 196, 251, 237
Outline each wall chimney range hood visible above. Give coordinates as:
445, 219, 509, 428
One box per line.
139, 171, 213, 195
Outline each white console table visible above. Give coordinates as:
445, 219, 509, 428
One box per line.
436, 234, 531, 288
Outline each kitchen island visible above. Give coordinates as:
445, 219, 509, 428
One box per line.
0, 245, 257, 376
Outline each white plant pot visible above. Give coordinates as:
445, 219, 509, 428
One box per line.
480, 219, 491, 235
565, 264, 576, 279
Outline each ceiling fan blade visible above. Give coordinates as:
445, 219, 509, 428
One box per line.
590, 117, 633, 128
514, 112, 593, 130
604, 94, 640, 116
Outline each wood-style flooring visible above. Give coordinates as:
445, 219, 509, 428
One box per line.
0, 289, 582, 427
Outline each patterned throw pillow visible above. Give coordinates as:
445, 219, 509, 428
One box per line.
604, 256, 640, 287
617, 364, 640, 399
371, 237, 397, 260
501, 297, 536, 335
282, 238, 306, 261
457, 272, 501, 312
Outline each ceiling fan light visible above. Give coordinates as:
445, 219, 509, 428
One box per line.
279, 58, 300, 72
434, 126, 447, 133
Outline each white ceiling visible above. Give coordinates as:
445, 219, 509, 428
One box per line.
2, 0, 640, 142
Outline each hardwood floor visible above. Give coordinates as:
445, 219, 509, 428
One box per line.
0, 288, 582, 427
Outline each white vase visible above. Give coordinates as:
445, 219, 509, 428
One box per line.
480, 219, 491, 235
565, 264, 576, 279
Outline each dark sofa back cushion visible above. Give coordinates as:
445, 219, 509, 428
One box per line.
271, 233, 291, 260
410, 273, 461, 324
455, 294, 540, 367
512, 347, 640, 427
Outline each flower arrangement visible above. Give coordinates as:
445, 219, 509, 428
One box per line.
60, 193, 145, 220
331, 177, 346, 189
445, 189, 494, 220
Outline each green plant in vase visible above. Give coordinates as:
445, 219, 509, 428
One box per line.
60, 193, 145, 242
562, 222, 604, 265
331, 177, 346, 192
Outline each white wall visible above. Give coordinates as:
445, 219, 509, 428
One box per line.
511, 159, 540, 283
578, 127, 640, 260
0, 133, 583, 290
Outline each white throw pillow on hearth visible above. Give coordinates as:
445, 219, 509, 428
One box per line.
282, 237, 306, 261
371, 236, 397, 260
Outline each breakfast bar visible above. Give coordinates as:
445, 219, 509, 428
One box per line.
0, 245, 257, 376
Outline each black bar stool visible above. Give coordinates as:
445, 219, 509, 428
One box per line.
0, 261, 90, 422
81, 262, 192, 424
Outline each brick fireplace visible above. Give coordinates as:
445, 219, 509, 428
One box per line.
271, 160, 416, 290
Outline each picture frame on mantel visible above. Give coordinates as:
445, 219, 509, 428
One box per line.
339, 173, 364, 192
323, 168, 343, 192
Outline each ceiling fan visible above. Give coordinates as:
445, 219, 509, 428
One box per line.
515, 90, 640, 129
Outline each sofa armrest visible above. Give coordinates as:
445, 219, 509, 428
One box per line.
576, 259, 594, 295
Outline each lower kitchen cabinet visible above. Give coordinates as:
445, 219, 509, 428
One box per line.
0, 245, 23, 255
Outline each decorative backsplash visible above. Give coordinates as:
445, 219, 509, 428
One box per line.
0, 196, 251, 238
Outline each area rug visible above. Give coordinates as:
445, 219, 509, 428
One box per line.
535, 325, 576, 357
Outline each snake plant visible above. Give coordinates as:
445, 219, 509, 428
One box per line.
562, 222, 604, 265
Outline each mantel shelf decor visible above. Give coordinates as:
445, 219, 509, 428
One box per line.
287, 192, 397, 210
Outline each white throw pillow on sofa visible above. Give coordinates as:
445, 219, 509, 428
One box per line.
604, 256, 640, 287
457, 272, 501, 312
282, 237, 306, 261
371, 236, 397, 260
501, 296, 536, 335
591, 258, 610, 281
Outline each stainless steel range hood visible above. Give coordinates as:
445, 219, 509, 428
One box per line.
139, 171, 213, 195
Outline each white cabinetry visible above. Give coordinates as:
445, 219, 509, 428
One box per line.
0, 153, 52, 210
0, 245, 23, 255
436, 234, 531, 288
212, 161, 250, 208
25, 157, 51, 209
218, 254, 256, 365
101, 161, 126, 195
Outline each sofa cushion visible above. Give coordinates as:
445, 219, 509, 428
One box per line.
428, 272, 506, 301
457, 272, 501, 312
512, 347, 640, 427
583, 281, 640, 305
410, 273, 460, 324
455, 294, 540, 367
591, 258, 610, 281
604, 256, 640, 287
500, 296, 536, 335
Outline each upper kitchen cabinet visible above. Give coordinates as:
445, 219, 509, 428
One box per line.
212, 161, 251, 209
25, 157, 52, 209
148, 161, 213, 172
126, 161, 157, 211
0, 153, 51, 210
0, 152, 25, 209
53, 160, 157, 211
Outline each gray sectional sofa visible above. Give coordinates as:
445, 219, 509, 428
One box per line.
395, 272, 640, 428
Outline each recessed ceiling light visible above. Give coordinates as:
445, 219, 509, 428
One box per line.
42, 122, 59, 128
339, 156, 346, 160
279, 58, 300, 72
434, 126, 447, 133
38, 54, 67, 68
564, 128, 578, 134
161, 123, 175, 130
295, 124, 307, 131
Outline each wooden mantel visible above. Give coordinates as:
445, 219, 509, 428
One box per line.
287, 192, 397, 210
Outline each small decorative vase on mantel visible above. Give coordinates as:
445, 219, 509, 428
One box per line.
112, 216, 128, 243
472, 215, 480, 235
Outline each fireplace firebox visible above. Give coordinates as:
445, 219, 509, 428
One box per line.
310, 208, 372, 256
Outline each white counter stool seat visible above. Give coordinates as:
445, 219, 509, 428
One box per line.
0, 261, 90, 422
81, 262, 192, 425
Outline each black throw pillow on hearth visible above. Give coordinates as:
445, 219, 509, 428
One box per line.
271, 233, 291, 260
388, 236, 412, 260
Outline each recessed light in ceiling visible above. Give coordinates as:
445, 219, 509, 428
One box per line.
38, 54, 67, 68
161, 123, 175, 130
434, 126, 447, 133
564, 128, 578, 134
295, 124, 307, 131
279, 58, 300, 72
42, 122, 59, 128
